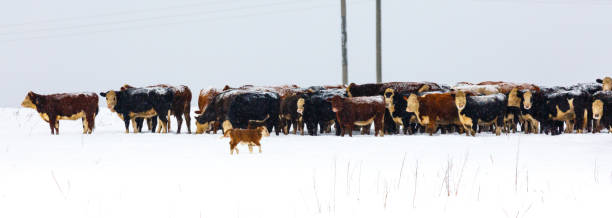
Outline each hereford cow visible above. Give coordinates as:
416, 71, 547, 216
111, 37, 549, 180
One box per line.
297, 89, 345, 136
326, 95, 385, 137
403, 92, 462, 136
21, 92, 99, 135
122, 84, 192, 134
100, 87, 173, 133
223, 126, 270, 155
592, 91, 612, 133
454, 91, 507, 136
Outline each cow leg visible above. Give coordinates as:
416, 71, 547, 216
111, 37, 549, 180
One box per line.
175, 112, 183, 134
146, 118, 152, 131
158, 113, 169, 133
123, 115, 131, 133
184, 104, 192, 134
87, 113, 95, 134
229, 140, 238, 155
82, 117, 88, 134
496, 116, 503, 136
49, 116, 57, 135
248, 144, 254, 154
131, 118, 139, 133
150, 117, 158, 133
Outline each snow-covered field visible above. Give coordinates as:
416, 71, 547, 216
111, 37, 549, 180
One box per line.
1, 107, 611, 218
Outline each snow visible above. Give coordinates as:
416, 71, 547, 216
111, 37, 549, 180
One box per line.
1, 107, 612, 218
350, 96, 384, 104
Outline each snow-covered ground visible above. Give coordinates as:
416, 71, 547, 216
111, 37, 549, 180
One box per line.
1, 107, 611, 218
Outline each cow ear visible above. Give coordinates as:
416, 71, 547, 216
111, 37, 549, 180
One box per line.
596, 79, 603, 84
402, 96, 408, 101
222, 85, 231, 91
99, 92, 107, 97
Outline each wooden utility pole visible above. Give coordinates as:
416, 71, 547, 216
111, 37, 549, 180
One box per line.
341, 0, 348, 85
376, 0, 382, 83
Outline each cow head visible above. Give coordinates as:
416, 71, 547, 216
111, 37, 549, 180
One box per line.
346, 83, 357, 97
597, 77, 612, 91
21, 91, 38, 109
326, 95, 345, 112
454, 90, 467, 110
99, 91, 118, 112
592, 99, 604, 120
257, 126, 270, 137
195, 119, 209, 134
383, 88, 395, 109
522, 91, 533, 110
403, 94, 419, 113
507, 88, 521, 107
296, 97, 306, 115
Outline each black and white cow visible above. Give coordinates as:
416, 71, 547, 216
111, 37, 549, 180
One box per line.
454, 91, 507, 136
100, 87, 173, 133
592, 91, 612, 133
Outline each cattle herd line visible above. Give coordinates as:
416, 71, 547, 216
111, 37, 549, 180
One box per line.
21, 77, 612, 139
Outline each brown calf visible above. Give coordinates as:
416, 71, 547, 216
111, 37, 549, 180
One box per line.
21, 91, 98, 134
326, 95, 385, 137
403, 92, 461, 135
223, 126, 270, 155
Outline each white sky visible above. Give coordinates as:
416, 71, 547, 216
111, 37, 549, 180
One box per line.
2, 0, 612, 106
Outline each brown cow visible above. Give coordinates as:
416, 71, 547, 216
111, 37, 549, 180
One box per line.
21, 91, 98, 135
223, 126, 270, 155
326, 95, 385, 137
123, 84, 192, 133
403, 92, 462, 136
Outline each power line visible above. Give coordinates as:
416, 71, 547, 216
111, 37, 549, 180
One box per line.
0, 0, 368, 43
0, 0, 241, 28
0, 0, 325, 36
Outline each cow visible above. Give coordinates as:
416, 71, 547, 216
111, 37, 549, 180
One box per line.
196, 88, 220, 114
326, 95, 385, 137
279, 93, 304, 135
596, 77, 612, 91
194, 90, 280, 135
592, 91, 612, 133
223, 126, 270, 155
122, 84, 192, 134
100, 87, 173, 133
454, 91, 507, 136
520, 87, 590, 135
403, 92, 462, 136
383, 88, 421, 134
297, 89, 345, 136
21, 91, 98, 135
346, 82, 444, 97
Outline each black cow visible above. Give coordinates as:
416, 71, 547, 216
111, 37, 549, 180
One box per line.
521, 87, 590, 135
100, 87, 173, 133
297, 89, 345, 136
592, 91, 612, 133
195, 90, 280, 135
454, 91, 507, 136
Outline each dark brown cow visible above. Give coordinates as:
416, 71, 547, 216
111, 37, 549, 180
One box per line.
403, 92, 462, 136
326, 95, 385, 137
346, 82, 441, 97
21, 91, 98, 134
123, 84, 192, 133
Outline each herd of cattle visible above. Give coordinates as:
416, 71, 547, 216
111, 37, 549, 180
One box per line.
21, 77, 612, 137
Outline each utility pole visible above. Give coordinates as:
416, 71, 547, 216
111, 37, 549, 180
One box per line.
376, 0, 382, 83
341, 0, 348, 85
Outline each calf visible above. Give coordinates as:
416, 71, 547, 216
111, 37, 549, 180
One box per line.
326, 95, 385, 137
100, 87, 173, 133
454, 91, 507, 136
21, 91, 98, 134
224, 126, 270, 155
403, 92, 462, 136
592, 91, 612, 133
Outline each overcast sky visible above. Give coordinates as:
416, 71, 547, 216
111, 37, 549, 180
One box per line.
2, 0, 612, 106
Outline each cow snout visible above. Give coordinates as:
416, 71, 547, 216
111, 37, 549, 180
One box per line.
332, 108, 338, 113
297, 109, 303, 115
